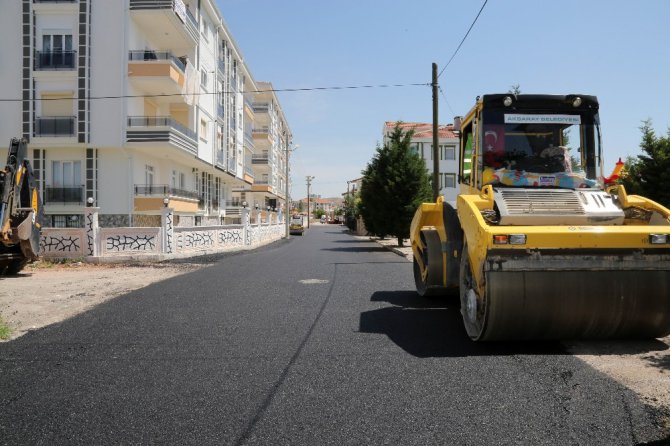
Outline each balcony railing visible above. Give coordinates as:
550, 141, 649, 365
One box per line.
134, 184, 199, 200
251, 154, 270, 164
228, 158, 236, 172
244, 165, 255, 178
128, 50, 186, 72
34, 51, 76, 70
34, 0, 77, 3
35, 117, 76, 137
127, 116, 196, 141
45, 186, 83, 204
129, 0, 198, 43
252, 103, 270, 113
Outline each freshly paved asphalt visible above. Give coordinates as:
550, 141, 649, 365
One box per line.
1, 225, 667, 445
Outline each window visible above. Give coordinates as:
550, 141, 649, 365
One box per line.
52, 215, 81, 228
52, 160, 81, 187
145, 165, 154, 186
200, 70, 209, 89
441, 145, 456, 160
42, 34, 73, 53
442, 173, 456, 188
460, 121, 474, 185
200, 119, 208, 141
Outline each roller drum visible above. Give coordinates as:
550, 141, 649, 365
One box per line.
463, 249, 670, 341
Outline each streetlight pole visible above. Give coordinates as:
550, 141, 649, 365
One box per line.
306, 175, 314, 229
284, 142, 298, 238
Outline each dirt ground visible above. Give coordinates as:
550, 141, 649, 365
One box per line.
1, 256, 669, 428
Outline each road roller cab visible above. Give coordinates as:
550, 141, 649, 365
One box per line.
410, 94, 670, 341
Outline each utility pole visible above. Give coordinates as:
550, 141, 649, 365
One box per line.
306, 175, 314, 228
432, 62, 440, 201
284, 135, 290, 239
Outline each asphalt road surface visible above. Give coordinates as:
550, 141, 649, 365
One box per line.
1, 225, 667, 445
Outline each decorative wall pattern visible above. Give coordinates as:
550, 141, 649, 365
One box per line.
99, 228, 161, 255
106, 235, 156, 252
41, 222, 281, 260
176, 230, 215, 250
218, 228, 243, 246
40, 229, 86, 258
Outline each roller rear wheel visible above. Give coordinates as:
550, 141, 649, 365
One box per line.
413, 230, 445, 297
459, 242, 488, 340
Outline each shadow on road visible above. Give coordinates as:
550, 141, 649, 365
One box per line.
359, 290, 668, 358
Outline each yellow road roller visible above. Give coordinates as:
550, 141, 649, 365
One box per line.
410, 94, 670, 341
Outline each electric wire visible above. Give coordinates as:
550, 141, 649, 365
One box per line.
0, 82, 430, 102
438, 86, 456, 117
437, 0, 488, 79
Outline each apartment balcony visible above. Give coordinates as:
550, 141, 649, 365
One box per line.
128, 50, 187, 100
224, 200, 244, 216
251, 154, 270, 165
129, 0, 199, 50
44, 186, 84, 205
243, 165, 254, 184
126, 116, 197, 154
34, 51, 76, 71
243, 128, 255, 150
252, 103, 270, 113
133, 184, 200, 212
251, 180, 272, 194
252, 127, 272, 145
228, 158, 237, 173
35, 117, 76, 137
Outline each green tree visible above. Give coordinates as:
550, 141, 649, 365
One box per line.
312, 208, 325, 219
619, 120, 670, 208
359, 124, 433, 246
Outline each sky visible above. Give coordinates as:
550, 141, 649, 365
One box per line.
216, 0, 670, 200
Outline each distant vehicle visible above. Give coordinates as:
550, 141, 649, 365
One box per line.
289, 214, 305, 235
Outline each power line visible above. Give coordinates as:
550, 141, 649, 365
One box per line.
438, 0, 488, 79
438, 86, 456, 117
0, 82, 430, 103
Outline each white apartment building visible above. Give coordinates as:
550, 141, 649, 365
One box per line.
382, 122, 459, 205
0, 0, 290, 228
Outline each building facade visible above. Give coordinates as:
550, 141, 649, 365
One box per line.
0, 0, 291, 228
382, 122, 459, 205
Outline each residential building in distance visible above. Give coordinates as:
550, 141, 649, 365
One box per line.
382, 122, 459, 205
0, 0, 290, 228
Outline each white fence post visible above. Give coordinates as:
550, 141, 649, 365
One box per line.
162, 207, 174, 254
242, 207, 251, 245
85, 207, 100, 257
